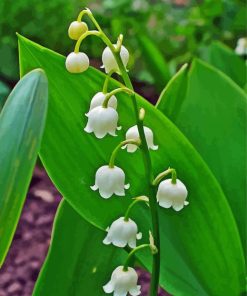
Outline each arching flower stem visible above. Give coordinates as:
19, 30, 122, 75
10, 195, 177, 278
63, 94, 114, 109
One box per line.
123, 243, 157, 272
109, 139, 140, 168
74, 30, 101, 53
102, 70, 115, 94
102, 87, 133, 108
153, 168, 177, 186
124, 196, 149, 221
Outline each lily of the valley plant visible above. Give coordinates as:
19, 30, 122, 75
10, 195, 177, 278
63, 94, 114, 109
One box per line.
66, 8, 189, 296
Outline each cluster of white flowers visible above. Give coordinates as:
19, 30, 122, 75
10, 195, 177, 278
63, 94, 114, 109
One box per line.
66, 11, 189, 296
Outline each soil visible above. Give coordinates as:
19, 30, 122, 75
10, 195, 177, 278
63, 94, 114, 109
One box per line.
0, 167, 169, 296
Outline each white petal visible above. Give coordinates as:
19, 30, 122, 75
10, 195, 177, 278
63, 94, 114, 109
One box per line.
84, 124, 93, 133
136, 232, 142, 240
90, 184, 98, 191
103, 235, 112, 245
113, 290, 127, 296
124, 183, 130, 189
94, 130, 107, 139
99, 189, 113, 199
114, 189, 125, 196
117, 126, 122, 130
103, 281, 114, 293
158, 199, 172, 208
121, 145, 127, 150
150, 144, 159, 151
173, 202, 184, 211
184, 201, 189, 206
127, 144, 138, 153
112, 239, 127, 248
109, 130, 117, 137
128, 238, 136, 249
129, 286, 141, 296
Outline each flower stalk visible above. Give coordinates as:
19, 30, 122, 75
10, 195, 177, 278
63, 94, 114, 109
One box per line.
153, 168, 177, 186
109, 139, 140, 168
124, 196, 149, 221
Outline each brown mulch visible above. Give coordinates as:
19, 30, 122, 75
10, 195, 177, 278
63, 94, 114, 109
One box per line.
0, 167, 169, 296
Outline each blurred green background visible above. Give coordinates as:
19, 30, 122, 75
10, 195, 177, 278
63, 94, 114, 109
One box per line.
0, 0, 246, 100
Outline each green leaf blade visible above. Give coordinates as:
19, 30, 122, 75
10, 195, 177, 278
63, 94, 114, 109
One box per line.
0, 69, 48, 265
33, 200, 127, 296
157, 58, 247, 255
18, 35, 245, 296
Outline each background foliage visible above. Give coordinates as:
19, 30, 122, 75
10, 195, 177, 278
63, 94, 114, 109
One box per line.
0, 0, 246, 90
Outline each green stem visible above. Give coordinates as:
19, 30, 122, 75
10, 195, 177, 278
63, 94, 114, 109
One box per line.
102, 70, 115, 94
74, 30, 101, 53
109, 41, 160, 296
124, 197, 149, 221
109, 139, 140, 168
153, 168, 177, 186
102, 87, 133, 108
123, 244, 152, 271
76, 13, 161, 296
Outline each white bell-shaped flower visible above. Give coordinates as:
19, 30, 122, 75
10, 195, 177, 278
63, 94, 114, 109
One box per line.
91, 165, 130, 198
65, 52, 89, 73
84, 106, 120, 138
235, 37, 247, 56
123, 125, 158, 153
68, 21, 88, 40
103, 217, 142, 248
85, 92, 117, 116
157, 178, 189, 211
103, 266, 141, 296
102, 45, 129, 73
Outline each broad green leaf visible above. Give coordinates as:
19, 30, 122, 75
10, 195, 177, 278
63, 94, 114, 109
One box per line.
19, 35, 245, 296
33, 200, 127, 296
157, 59, 247, 253
137, 34, 171, 91
156, 64, 188, 121
205, 41, 247, 88
0, 69, 48, 266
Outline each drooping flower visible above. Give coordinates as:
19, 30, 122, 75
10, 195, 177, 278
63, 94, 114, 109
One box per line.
102, 45, 129, 73
65, 52, 89, 73
122, 125, 158, 153
103, 266, 141, 296
84, 106, 120, 138
235, 37, 247, 56
157, 178, 189, 211
91, 165, 129, 198
103, 217, 142, 248
85, 92, 117, 116
68, 21, 88, 40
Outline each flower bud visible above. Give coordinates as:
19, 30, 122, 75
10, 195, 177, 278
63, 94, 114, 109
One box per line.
84, 106, 120, 138
122, 125, 158, 153
85, 92, 117, 116
103, 266, 141, 296
65, 52, 89, 73
103, 217, 142, 248
91, 165, 130, 198
68, 21, 88, 40
157, 178, 189, 211
102, 45, 129, 73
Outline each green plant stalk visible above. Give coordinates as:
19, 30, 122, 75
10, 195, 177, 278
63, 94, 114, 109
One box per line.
153, 168, 177, 186
109, 139, 140, 168
102, 87, 133, 108
123, 244, 152, 271
111, 46, 160, 296
124, 198, 148, 221
78, 11, 161, 295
